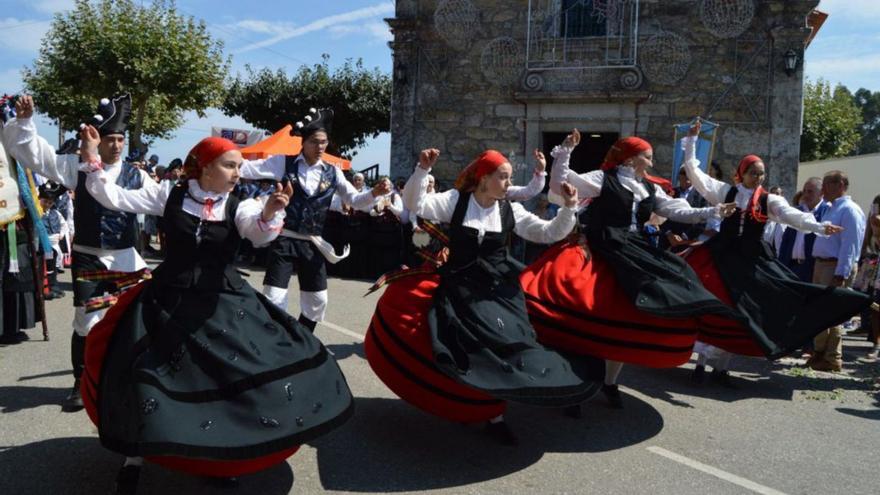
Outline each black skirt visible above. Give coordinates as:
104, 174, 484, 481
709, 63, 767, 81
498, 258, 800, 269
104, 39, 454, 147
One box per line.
429, 257, 602, 407
91, 271, 353, 460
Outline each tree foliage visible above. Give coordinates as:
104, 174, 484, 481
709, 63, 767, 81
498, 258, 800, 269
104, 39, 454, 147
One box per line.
23, 0, 229, 152
800, 78, 863, 162
222, 56, 391, 157
852, 88, 880, 155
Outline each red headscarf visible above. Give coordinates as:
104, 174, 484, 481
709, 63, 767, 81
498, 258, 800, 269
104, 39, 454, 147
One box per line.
454, 150, 508, 192
601, 137, 651, 171
189, 137, 238, 168
735, 154, 768, 222
601, 137, 674, 195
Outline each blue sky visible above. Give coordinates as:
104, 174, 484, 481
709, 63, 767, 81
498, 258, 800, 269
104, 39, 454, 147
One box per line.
0, 0, 877, 174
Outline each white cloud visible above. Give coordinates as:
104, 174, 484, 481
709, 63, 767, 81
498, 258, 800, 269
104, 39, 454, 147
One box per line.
234, 2, 394, 54
0, 68, 25, 94
327, 21, 392, 43
0, 18, 52, 53
32, 0, 75, 15
806, 53, 880, 90
817, 0, 880, 20
228, 19, 297, 36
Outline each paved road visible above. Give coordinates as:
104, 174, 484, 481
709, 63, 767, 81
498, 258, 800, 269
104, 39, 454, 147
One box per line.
1, 266, 878, 494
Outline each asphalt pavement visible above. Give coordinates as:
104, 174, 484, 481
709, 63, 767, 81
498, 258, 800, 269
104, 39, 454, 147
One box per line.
1, 265, 878, 494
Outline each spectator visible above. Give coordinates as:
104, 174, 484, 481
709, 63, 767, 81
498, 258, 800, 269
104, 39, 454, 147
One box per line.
854, 195, 880, 359
776, 177, 828, 283
809, 171, 867, 371
38, 182, 66, 300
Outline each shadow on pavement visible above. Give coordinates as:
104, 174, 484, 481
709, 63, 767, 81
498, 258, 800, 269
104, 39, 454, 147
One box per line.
0, 437, 295, 495
18, 369, 71, 381
326, 342, 365, 361
314, 394, 663, 492
0, 385, 67, 413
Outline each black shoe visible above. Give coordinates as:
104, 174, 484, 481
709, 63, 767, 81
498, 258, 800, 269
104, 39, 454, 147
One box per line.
115, 465, 140, 495
297, 315, 317, 333
602, 384, 623, 409
62, 379, 84, 412
710, 369, 738, 389
0, 331, 29, 344
484, 421, 519, 446
691, 364, 706, 384
563, 404, 583, 419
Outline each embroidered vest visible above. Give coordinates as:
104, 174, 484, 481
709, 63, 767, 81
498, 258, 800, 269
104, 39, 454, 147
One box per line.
282, 155, 338, 235
74, 163, 144, 249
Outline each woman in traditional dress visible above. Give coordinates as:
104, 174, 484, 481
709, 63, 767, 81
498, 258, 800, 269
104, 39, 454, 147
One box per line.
365, 147, 601, 445
681, 121, 871, 369
77, 129, 353, 494
520, 129, 741, 409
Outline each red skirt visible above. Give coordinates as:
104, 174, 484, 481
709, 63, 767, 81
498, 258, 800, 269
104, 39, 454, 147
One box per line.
520, 242, 701, 368
364, 272, 506, 423
684, 246, 766, 357
81, 283, 300, 478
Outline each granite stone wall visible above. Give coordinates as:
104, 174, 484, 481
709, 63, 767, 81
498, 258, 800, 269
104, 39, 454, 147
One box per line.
389, 0, 818, 196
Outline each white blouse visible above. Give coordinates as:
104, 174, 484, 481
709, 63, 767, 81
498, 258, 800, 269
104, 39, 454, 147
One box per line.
404, 166, 577, 244
681, 136, 825, 234
548, 144, 719, 229
84, 171, 284, 247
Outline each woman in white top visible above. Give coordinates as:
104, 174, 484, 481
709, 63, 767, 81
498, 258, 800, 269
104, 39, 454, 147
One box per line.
521, 130, 741, 409
76, 131, 354, 494
364, 147, 602, 446
681, 121, 869, 370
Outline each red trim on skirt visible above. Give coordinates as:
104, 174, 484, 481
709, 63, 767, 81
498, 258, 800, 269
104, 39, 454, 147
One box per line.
81, 282, 300, 477
520, 242, 700, 368
684, 246, 764, 356
364, 272, 506, 423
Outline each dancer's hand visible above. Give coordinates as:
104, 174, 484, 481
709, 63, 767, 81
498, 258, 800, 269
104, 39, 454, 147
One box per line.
79, 125, 101, 163
718, 202, 736, 217
563, 129, 581, 148
824, 224, 844, 236
419, 148, 440, 170
688, 118, 702, 137
372, 177, 392, 197
560, 181, 578, 208
262, 182, 293, 221
14, 94, 34, 120
533, 149, 546, 173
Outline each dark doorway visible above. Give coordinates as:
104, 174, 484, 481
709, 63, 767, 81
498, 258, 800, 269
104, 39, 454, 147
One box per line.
542, 132, 619, 189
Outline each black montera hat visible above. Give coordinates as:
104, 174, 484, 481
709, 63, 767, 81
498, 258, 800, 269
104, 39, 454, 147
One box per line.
38, 181, 65, 200
292, 108, 333, 140
82, 94, 131, 137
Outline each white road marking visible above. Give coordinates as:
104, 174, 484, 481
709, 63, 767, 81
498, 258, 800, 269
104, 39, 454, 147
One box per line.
647, 446, 788, 495
319, 320, 365, 342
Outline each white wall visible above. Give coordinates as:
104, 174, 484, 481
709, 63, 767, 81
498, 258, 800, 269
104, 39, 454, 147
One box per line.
798, 153, 880, 214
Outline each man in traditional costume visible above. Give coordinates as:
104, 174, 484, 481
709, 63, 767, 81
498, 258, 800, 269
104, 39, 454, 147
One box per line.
5, 94, 157, 410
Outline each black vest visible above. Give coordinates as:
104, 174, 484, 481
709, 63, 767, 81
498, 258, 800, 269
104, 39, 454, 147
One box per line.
444, 191, 515, 274
282, 156, 338, 235
74, 164, 144, 249
718, 186, 769, 243
151, 182, 243, 290
584, 167, 655, 242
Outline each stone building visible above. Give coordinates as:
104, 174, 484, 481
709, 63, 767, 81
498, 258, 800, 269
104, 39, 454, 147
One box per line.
387, 0, 823, 194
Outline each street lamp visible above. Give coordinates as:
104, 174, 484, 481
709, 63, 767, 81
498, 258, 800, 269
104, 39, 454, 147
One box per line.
783, 49, 799, 77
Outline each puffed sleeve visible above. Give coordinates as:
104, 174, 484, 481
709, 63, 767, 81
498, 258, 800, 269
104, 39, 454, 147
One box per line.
766, 194, 825, 234
403, 165, 457, 223
511, 202, 577, 244
506, 171, 546, 202
235, 196, 285, 247
653, 186, 720, 224
84, 168, 171, 216
681, 135, 730, 206
3, 117, 80, 188
548, 144, 603, 200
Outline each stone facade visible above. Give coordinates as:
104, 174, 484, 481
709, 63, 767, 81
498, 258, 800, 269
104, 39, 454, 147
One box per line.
388, 0, 819, 194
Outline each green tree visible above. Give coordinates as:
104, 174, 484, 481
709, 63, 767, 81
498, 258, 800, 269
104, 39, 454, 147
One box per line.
852, 88, 880, 155
800, 79, 862, 162
23, 0, 229, 152
222, 56, 391, 157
